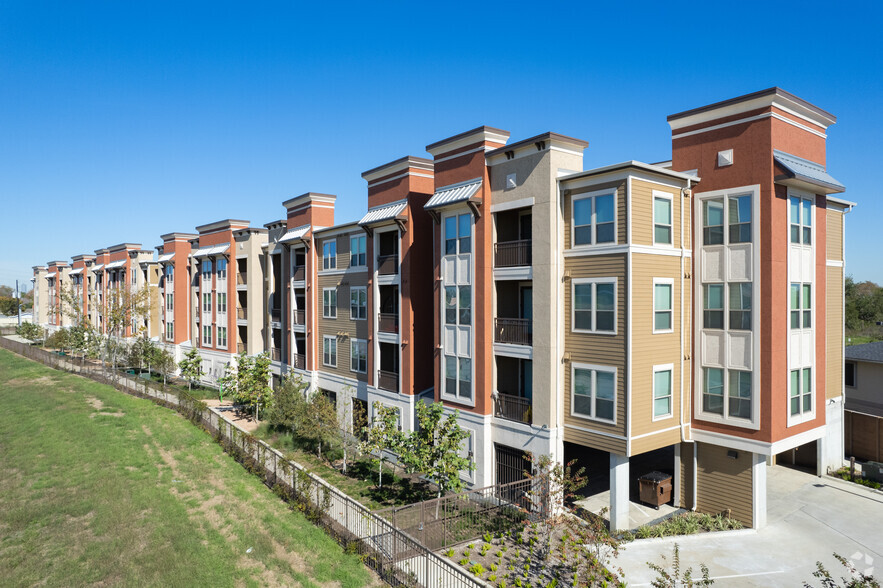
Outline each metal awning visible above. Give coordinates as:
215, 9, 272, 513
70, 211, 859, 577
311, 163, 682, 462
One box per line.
68, 268, 84, 276
104, 260, 126, 270
157, 252, 175, 263
425, 178, 482, 210
279, 225, 311, 244
359, 200, 408, 226
91, 264, 104, 272
189, 243, 230, 257
774, 150, 845, 194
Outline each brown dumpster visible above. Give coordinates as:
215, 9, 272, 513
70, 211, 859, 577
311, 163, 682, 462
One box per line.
638, 471, 672, 509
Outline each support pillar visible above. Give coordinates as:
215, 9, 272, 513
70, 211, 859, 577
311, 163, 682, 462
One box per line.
610, 452, 630, 531
751, 452, 767, 529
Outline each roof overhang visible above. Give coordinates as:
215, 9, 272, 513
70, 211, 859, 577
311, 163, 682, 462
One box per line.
104, 260, 126, 270
358, 200, 408, 236
157, 252, 175, 263
278, 225, 311, 245
424, 178, 483, 222
773, 150, 845, 195
189, 243, 231, 258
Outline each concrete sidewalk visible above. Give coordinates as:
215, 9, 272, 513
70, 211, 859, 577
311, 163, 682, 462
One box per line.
613, 466, 883, 586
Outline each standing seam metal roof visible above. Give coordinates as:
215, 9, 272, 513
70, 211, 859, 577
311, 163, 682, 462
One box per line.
424, 178, 482, 210
279, 225, 311, 244
359, 201, 408, 225
773, 150, 845, 192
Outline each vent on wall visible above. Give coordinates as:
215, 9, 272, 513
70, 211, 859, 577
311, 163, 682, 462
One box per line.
718, 149, 734, 167
506, 173, 517, 190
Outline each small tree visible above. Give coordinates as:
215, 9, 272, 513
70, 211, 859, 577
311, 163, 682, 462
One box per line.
15, 322, 43, 344
267, 372, 310, 430
45, 328, 71, 353
178, 347, 203, 391
152, 346, 176, 388
339, 387, 364, 475
68, 322, 90, 366
804, 553, 880, 588
360, 401, 402, 488
648, 544, 713, 588
299, 392, 339, 460
228, 351, 273, 421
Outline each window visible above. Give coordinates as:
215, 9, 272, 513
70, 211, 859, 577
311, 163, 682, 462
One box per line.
444, 356, 472, 401
703, 284, 724, 329
572, 279, 615, 333
728, 371, 752, 419
350, 236, 366, 267
217, 326, 227, 348
444, 285, 472, 326
702, 367, 752, 420
323, 336, 337, 367
790, 196, 812, 245
350, 286, 367, 320
572, 191, 615, 246
323, 288, 337, 318
201, 259, 212, 280
703, 199, 724, 245
729, 195, 752, 243
202, 292, 212, 313
653, 281, 673, 332
790, 283, 811, 329
653, 366, 673, 419
729, 283, 751, 330
217, 292, 227, 314
444, 213, 472, 255
703, 368, 724, 415
323, 240, 337, 270
202, 325, 212, 346
845, 362, 856, 387
790, 368, 812, 417
164, 265, 173, 281
166, 293, 173, 311
216, 258, 227, 280
165, 321, 174, 341
654, 194, 672, 245
350, 339, 367, 373
571, 364, 616, 423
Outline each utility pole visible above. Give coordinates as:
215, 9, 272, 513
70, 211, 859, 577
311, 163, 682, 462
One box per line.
16, 279, 21, 327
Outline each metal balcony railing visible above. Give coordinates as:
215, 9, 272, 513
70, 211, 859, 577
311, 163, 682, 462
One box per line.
270, 348, 281, 362
237, 307, 247, 320
494, 317, 532, 346
378, 370, 399, 392
237, 343, 246, 354
270, 307, 281, 322
377, 255, 399, 275
236, 273, 247, 286
378, 313, 399, 334
292, 266, 305, 281
294, 309, 305, 325
293, 353, 306, 370
494, 392, 532, 425
494, 239, 532, 268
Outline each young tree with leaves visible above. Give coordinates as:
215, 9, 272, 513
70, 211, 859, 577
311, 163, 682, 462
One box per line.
15, 322, 43, 344
178, 347, 203, 391
339, 388, 364, 475
360, 401, 402, 488
152, 346, 176, 388
99, 280, 156, 370
267, 372, 310, 430
299, 392, 339, 460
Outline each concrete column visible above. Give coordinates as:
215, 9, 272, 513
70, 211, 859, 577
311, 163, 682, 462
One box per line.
751, 452, 767, 529
610, 453, 630, 531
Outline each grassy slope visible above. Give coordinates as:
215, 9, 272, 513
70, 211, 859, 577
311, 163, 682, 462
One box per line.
0, 349, 376, 587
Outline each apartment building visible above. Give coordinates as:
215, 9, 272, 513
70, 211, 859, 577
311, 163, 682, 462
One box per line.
28, 86, 852, 532
45, 261, 69, 329
68, 254, 95, 323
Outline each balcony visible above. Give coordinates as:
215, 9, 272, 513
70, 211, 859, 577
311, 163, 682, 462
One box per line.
378, 370, 399, 392
377, 255, 398, 275
236, 273, 247, 286
293, 353, 306, 370
494, 317, 532, 346
270, 347, 281, 362
379, 313, 399, 334
292, 265, 305, 281
294, 309, 305, 325
494, 392, 532, 425
270, 307, 281, 322
237, 307, 247, 320
494, 240, 532, 268
237, 343, 246, 354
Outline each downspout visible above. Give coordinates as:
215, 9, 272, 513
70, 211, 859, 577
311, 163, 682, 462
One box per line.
680, 179, 692, 443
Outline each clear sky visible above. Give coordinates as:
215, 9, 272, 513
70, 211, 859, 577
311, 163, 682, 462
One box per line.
2, 1, 881, 289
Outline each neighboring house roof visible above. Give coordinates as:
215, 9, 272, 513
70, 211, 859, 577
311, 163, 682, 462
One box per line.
773, 149, 845, 193
845, 341, 883, 364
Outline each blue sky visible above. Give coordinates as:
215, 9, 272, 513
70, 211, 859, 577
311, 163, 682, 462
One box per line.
2, 2, 881, 289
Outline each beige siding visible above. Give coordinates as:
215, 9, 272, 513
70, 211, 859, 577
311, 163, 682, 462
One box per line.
564, 181, 627, 247
631, 179, 682, 248
318, 233, 356, 271
630, 253, 685, 453
562, 253, 627, 452
826, 209, 844, 262
678, 442, 694, 509
695, 442, 753, 527
827, 266, 844, 400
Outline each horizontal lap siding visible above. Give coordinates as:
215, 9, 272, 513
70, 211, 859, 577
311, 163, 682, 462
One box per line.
826, 210, 844, 262
826, 266, 844, 399
695, 442, 753, 527
631, 179, 682, 248
562, 253, 627, 455
678, 442, 694, 509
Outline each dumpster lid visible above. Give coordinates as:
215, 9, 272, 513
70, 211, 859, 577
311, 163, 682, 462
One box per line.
638, 471, 671, 482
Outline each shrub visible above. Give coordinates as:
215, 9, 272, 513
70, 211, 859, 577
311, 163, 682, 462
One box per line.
469, 563, 486, 577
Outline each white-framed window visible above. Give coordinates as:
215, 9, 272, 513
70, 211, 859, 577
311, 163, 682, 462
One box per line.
729, 283, 752, 331
701, 367, 753, 421
702, 193, 753, 246
350, 235, 366, 268
703, 284, 724, 329
202, 292, 212, 313
729, 195, 752, 243
444, 213, 472, 255
350, 286, 367, 320
166, 293, 173, 311
572, 190, 615, 246
323, 240, 337, 270
202, 324, 212, 346
790, 283, 811, 329
572, 278, 616, 334
217, 326, 227, 349
653, 365, 673, 419
571, 363, 616, 423
653, 279, 673, 333
216, 258, 227, 280
201, 259, 212, 281
217, 292, 227, 314
653, 192, 673, 245
164, 264, 173, 281
350, 339, 367, 373
165, 321, 174, 341
789, 195, 813, 245
323, 335, 337, 367
444, 356, 472, 402
323, 288, 337, 318
444, 285, 471, 326
790, 367, 812, 418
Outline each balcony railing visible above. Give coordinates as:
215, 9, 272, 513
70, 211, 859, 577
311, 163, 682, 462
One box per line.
378, 255, 399, 275
294, 309, 305, 325
378, 370, 399, 392
236, 273, 247, 286
270, 347, 281, 362
292, 266, 305, 281
378, 313, 399, 334
293, 353, 306, 370
236, 307, 247, 320
494, 392, 532, 425
494, 317, 532, 346
270, 307, 281, 322
237, 343, 246, 354
494, 240, 532, 268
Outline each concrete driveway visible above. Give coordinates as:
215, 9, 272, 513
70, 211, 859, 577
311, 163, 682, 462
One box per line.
613, 466, 883, 586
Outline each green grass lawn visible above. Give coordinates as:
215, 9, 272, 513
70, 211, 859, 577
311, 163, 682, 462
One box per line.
0, 348, 378, 587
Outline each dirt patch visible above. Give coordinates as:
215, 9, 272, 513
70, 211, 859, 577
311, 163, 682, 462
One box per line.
84, 396, 104, 410
205, 401, 261, 433
5, 375, 56, 387
90, 411, 125, 418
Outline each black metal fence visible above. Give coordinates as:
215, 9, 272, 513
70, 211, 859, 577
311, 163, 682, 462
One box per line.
0, 336, 486, 588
